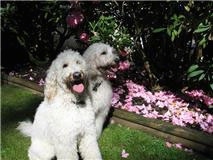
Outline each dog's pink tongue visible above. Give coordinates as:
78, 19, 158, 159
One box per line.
72, 84, 85, 93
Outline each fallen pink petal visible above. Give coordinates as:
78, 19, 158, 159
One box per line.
121, 149, 129, 158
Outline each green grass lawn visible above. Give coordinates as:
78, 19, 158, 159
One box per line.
1, 84, 211, 160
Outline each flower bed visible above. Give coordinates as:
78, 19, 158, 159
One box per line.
112, 80, 213, 134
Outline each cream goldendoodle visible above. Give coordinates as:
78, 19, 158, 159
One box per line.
18, 50, 102, 160
83, 43, 119, 139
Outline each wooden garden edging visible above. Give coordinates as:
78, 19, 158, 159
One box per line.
1, 73, 44, 95
2, 73, 213, 157
112, 109, 213, 157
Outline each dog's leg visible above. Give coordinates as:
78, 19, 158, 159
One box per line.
56, 143, 78, 160
79, 133, 102, 160
95, 107, 109, 139
28, 138, 55, 160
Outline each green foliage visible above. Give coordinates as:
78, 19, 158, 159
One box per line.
89, 15, 133, 50
152, 2, 212, 47
1, 1, 212, 92
1, 1, 70, 65
153, 14, 185, 42
187, 64, 213, 90
194, 21, 212, 48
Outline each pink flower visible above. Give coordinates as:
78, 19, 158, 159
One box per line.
206, 114, 213, 124
185, 90, 213, 106
121, 149, 129, 158
79, 32, 89, 43
38, 78, 45, 86
203, 96, 213, 106
111, 93, 120, 106
9, 71, 15, 76
166, 142, 172, 148
118, 60, 130, 71
175, 143, 182, 149
29, 76, 34, 81
66, 10, 84, 28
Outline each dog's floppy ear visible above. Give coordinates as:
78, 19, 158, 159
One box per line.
44, 61, 57, 101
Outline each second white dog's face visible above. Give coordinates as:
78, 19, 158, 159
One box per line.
95, 45, 119, 69
54, 51, 88, 94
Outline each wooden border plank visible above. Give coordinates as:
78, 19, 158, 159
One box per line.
112, 109, 213, 147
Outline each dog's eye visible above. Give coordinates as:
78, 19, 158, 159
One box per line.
63, 64, 68, 68
101, 52, 107, 55
76, 60, 81, 64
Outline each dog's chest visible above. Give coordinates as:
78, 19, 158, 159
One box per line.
48, 104, 94, 135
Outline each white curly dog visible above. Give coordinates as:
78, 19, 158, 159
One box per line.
83, 43, 119, 139
18, 50, 102, 160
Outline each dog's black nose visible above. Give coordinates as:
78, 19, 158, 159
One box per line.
73, 72, 82, 80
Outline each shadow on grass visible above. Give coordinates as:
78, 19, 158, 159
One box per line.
2, 95, 42, 126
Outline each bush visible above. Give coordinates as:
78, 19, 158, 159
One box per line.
1, 1, 212, 92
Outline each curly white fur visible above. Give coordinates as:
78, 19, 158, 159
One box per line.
83, 43, 119, 139
17, 50, 102, 160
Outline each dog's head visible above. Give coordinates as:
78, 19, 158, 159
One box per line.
83, 43, 120, 76
44, 50, 88, 101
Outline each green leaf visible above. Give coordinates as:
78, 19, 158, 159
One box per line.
173, 30, 178, 36
178, 15, 185, 19
177, 26, 182, 35
198, 38, 206, 46
188, 70, 204, 78
198, 73, 205, 81
210, 83, 213, 90
194, 27, 209, 33
44, 12, 48, 19
167, 27, 172, 37
184, 5, 190, 12
187, 64, 199, 73
153, 28, 166, 33
17, 36, 25, 47
209, 105, 213, 109
171, 31, 175, 41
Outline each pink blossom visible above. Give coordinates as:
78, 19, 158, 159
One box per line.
166, 142, 172, 148
9, 71, 15, 76
121, 149, 129, 158
118, 60, 130, 71
79, 32, 89, 43
38, 78, 45, 86
207, 126, 213, 133
185, 90, 213, 106
66, 10, 84, 28
175, 143, 182, 149
206, 114, 213, 124
29, 76, 34, 81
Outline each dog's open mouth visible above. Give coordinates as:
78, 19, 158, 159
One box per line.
98, 64, 119, 80
66, 72, 86, 94
72, 81, 85, 94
